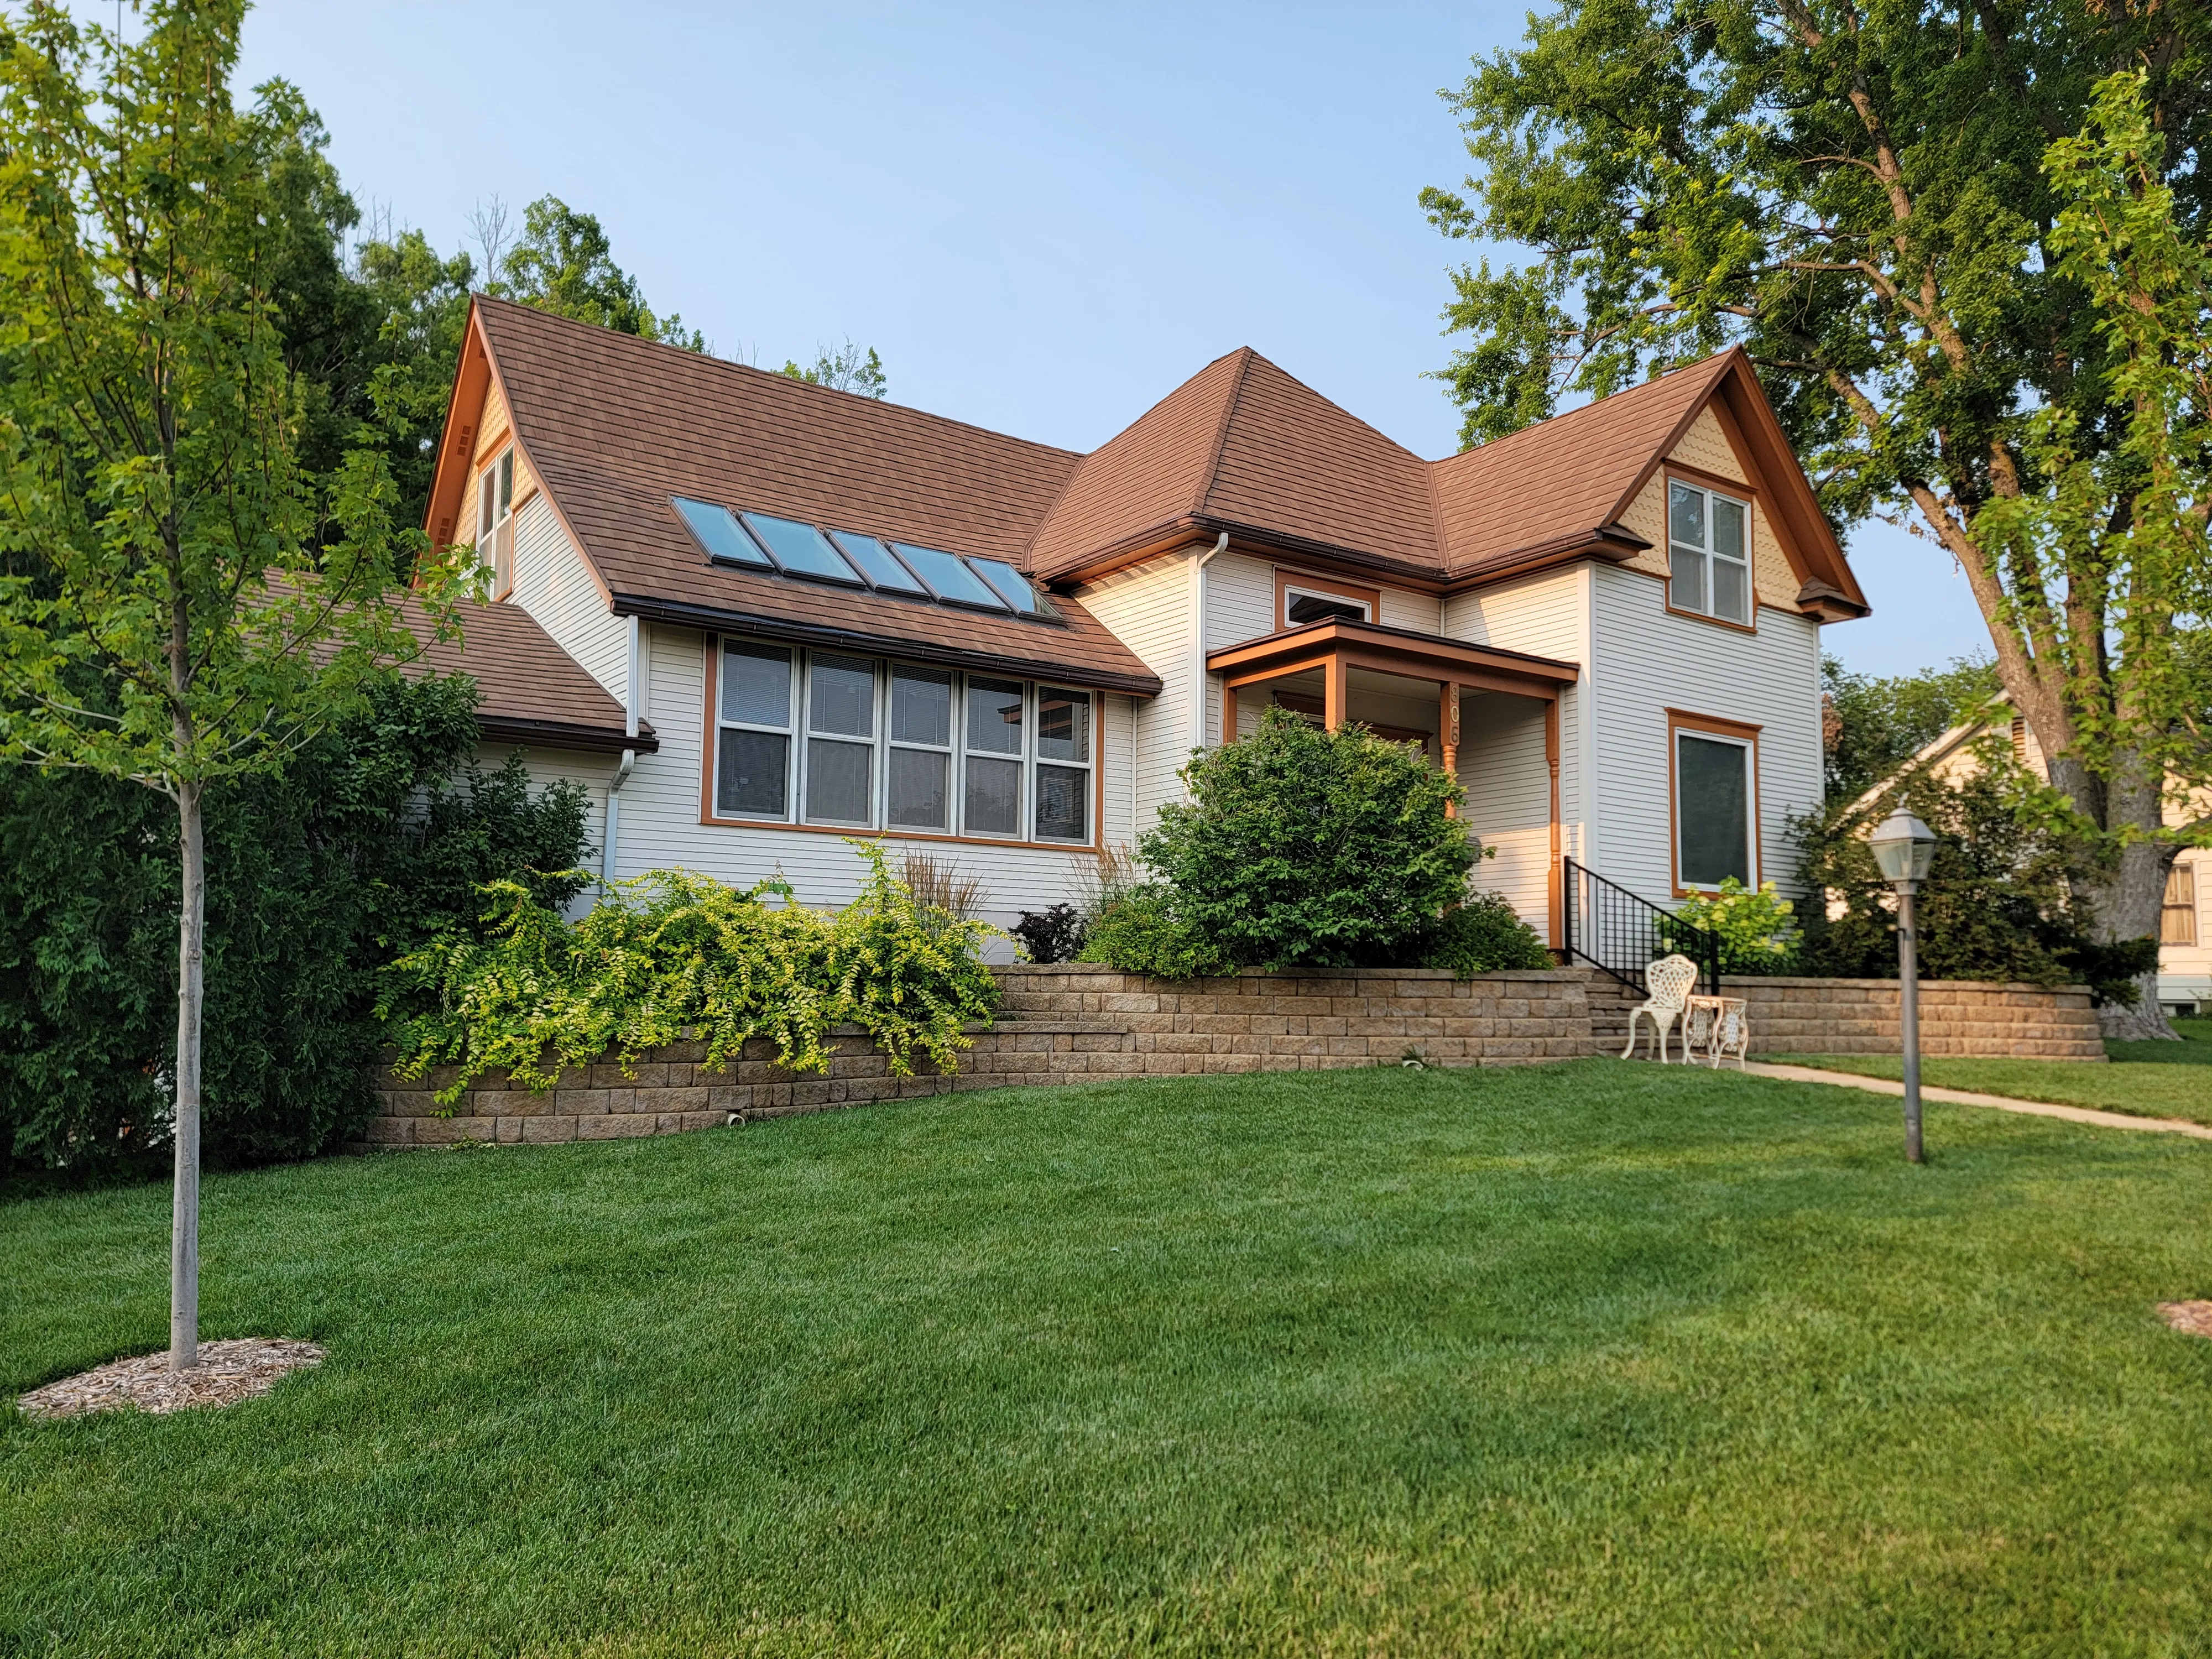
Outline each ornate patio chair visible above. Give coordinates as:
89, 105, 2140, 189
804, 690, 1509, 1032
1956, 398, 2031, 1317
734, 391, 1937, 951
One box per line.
1622, 954, 1700, 1063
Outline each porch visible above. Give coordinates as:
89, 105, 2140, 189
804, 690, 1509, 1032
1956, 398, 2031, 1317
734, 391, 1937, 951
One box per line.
1206, 619, 1578, 941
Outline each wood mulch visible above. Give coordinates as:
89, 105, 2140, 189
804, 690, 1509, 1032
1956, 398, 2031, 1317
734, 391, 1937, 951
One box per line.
15, 1338, 324, 1421
2159, 1301, 2212, 1340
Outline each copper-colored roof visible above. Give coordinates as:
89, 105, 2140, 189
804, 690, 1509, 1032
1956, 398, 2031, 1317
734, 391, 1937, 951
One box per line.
469, 300, 1160, 696
439, 304, 1865, 666
400, 597, 653, 754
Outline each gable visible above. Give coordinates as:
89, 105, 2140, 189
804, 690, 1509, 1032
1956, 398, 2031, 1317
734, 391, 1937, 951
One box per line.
1611, 406, 1802, 612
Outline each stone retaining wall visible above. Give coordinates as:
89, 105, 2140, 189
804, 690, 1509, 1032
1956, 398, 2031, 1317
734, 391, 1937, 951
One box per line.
363, 967, 1592, 1149
1719, 977, 2105, 1060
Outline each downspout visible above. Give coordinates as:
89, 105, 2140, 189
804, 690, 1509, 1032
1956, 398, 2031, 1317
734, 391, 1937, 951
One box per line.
602, 615, 640, 884
1191, 531, 1229, 760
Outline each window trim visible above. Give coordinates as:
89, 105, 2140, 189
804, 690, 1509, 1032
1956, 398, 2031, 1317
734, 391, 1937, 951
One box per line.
711, 639, 799, 823
1662, 468, 1757, 634
697, 635, 1102, 849
1275, 568, 1380, 632
1666, 708, 1762, 896
477, 446, 517, 600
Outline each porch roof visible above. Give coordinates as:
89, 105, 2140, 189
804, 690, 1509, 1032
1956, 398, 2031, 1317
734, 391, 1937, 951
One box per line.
1205, 618, 1579, 702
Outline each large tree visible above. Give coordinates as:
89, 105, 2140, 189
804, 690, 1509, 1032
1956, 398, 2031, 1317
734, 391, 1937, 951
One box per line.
1423, 0, 2209, 1035
0, 2, 455, 1363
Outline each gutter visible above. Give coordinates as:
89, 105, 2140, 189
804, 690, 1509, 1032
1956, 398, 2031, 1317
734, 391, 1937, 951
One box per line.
603, 615, 640, 884
1192, 531, 1229, 754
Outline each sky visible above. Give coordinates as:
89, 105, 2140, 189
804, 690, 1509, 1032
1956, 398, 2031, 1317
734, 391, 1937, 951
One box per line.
222, 0, 1989, 679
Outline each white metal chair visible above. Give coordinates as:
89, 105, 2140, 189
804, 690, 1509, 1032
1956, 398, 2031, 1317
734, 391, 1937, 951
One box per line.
1622, 954, 1700, 1062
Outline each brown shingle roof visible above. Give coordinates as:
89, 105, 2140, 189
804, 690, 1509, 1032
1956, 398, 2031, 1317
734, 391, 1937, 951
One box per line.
400, 597, 651, 754
471, 299, 1161, 696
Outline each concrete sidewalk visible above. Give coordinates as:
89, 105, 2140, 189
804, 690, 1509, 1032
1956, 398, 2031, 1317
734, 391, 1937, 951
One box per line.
1743, 1060, 2212, 1141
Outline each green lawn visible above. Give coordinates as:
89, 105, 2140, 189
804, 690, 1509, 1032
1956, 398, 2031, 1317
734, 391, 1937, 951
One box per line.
1781, 1041, 2212, 1125
6, 1062, 2212, 1657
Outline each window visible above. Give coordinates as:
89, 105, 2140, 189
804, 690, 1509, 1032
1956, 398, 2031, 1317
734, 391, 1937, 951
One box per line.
891, 541, 1012, 611
709, 641, 1094, 843
829, 531, 930, 596
1667, 480, 1751, 625
1277, 571, 1378, 630
477, 449, 515, 596
675, 497, 772, 568
1673, 723, 1756, 890
740, 513, 865, 586
715, 641, 795, 819
2163, 862, 2198, 947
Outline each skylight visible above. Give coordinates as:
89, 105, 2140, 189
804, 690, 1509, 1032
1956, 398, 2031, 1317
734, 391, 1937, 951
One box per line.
890, 542, 1010, 611
671, 496, 1061, 625
739, 513, 865, 586
673, 497, 771, 568
827, 530, 930, 596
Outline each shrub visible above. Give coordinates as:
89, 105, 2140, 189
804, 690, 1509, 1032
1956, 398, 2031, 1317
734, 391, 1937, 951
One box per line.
0, 672, 588, 1180
381, 842, 1000, 1104
1073, 885, 1233, 980
1411, 891, 1557, 977
1672, 878, 1800, 974
1010, 904, 1085, 964
1140, 707, 1474, 971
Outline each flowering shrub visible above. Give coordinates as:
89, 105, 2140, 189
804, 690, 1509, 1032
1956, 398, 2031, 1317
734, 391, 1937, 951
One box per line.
379, 842, 999, 1104
1671, 878, 1800, 974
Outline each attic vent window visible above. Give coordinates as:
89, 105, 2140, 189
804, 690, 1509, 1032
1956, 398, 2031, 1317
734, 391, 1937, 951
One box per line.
1285, 588, 1369, 626
1668, 481, 1751, 625
669, 498, 1063, 625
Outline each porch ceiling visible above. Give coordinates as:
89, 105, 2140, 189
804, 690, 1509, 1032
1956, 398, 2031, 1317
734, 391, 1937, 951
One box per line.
1206, 617, 1579, 701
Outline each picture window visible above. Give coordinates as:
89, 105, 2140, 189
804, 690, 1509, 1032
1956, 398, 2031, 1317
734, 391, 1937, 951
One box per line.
1673, 727, 1755, 891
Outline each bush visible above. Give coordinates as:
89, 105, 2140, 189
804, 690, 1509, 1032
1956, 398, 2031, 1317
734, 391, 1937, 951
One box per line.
380, 843, 1000, 1104
0, 672, 589, 1180
1139, 707, 1474, 971
1410, 891, 1557, 977
1672, 878, 1801, 974
1794, 754, 2146, 999
1010, 904, 1085, 964
1073, 884, 1234, 980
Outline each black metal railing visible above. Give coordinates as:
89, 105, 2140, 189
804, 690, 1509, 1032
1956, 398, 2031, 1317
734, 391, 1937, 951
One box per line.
1559, 857, 1721, 997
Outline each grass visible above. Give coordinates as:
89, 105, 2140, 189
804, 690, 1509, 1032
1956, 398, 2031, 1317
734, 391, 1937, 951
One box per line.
2171, 1016, 2212, 1044
1780, 1040, 2212, 1125
6, 1061, 2212, 1657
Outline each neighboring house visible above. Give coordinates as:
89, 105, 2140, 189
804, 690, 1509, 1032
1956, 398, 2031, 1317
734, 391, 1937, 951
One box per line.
1848, 695, 2211, 1017
412, 296, 1869, 953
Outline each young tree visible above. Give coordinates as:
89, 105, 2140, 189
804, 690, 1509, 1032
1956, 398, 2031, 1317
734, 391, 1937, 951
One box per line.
0, 2, 453, 1364
781, 338, 889, 399
1423, 1, 2209, 1036
494, 195, 709, 352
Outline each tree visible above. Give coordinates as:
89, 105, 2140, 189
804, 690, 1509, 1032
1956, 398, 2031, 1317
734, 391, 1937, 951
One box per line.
781, 338, 889, 399
1822, 653, 2001, 801
0, 2, 453, 1365
494, 195, 708, 353
1422, 1, 2209, 1036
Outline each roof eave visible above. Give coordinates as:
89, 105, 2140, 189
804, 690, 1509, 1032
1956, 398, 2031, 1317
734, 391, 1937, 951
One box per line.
1441, 524, 1650, 592
477, 716, 661, 756
1048, 515, 1449, 592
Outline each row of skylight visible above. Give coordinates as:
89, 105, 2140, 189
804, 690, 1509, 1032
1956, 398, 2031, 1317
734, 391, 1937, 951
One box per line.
672, 498, 1060, 622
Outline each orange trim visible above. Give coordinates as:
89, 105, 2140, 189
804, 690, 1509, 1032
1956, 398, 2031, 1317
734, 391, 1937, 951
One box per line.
421, 310, 493, 552
696, 632, 1103, 851
1324, 657, 1348, 731
1666, 708, 1762, 896
1275, 567, 1381, 629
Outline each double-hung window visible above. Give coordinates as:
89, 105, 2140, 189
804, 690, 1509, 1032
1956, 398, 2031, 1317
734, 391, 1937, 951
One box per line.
709, 640, 1094, 843
1673, 721, 1757, 891
1667, 480, 1751, 625
2163, 862, 2199, 947
477, 449, 516, 597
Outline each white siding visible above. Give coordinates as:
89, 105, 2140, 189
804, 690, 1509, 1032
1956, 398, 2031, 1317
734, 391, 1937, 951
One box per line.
1377, 585, 1443, 634
1442, 565, 1592, 872
1076, 553, 1197, 837
1589, 562, 1823, 901
508, 493, 629, 701
1458, 691, 1553, 933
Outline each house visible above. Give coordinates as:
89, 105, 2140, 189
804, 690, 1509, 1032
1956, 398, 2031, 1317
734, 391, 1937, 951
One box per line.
413, 296, 1869, 959
1847, 695, 2210, 1018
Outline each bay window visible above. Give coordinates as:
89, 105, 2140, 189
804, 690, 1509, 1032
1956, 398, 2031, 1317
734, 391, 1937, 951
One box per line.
711, 639, 1094, 843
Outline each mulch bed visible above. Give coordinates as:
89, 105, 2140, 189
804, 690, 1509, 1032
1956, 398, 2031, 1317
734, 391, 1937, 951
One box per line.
16, 1338, 324, 1421
2158, 1301, 2212, 1339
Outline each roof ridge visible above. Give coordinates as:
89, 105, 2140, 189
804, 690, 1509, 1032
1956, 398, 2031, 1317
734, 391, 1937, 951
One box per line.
1191, 347, 1256, 518
473, 294, 1084, 463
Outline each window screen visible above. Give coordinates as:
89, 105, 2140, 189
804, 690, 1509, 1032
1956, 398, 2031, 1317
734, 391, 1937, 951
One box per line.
1676, 731, 1751, 888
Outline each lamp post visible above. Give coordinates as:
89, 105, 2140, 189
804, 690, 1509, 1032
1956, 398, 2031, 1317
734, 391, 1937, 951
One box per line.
1869, 808, 1939, 1163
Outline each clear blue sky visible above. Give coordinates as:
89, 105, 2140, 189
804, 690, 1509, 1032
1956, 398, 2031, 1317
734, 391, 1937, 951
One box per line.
230, 0, 1987, 679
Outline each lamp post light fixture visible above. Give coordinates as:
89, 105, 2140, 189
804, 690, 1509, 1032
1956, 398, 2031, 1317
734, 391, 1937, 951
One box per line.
1869, 807, 1939, 1163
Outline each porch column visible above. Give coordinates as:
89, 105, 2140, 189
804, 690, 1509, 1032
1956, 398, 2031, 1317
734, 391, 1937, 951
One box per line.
1323, 654, 1348, 731
1546, 697, 1563, 948
1439, 680, 1461, 817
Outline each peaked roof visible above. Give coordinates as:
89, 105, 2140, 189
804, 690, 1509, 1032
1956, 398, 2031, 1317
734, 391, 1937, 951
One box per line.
399, 597, 653, 754
425, 306, 1866, 665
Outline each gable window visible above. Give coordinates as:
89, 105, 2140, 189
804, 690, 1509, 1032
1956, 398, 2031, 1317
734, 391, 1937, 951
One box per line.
708, 640, 1094, 844
2163, 862, 2198, 947
1277, 571, 1379, 630
1671, 717, 1758, 891
1667, 479, 1751, 625
477, 448, 516, 597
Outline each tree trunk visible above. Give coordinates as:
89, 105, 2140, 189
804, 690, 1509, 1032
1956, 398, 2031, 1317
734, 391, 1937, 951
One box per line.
170, 780, 205, 1371
2086, 834, 2179, 1042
